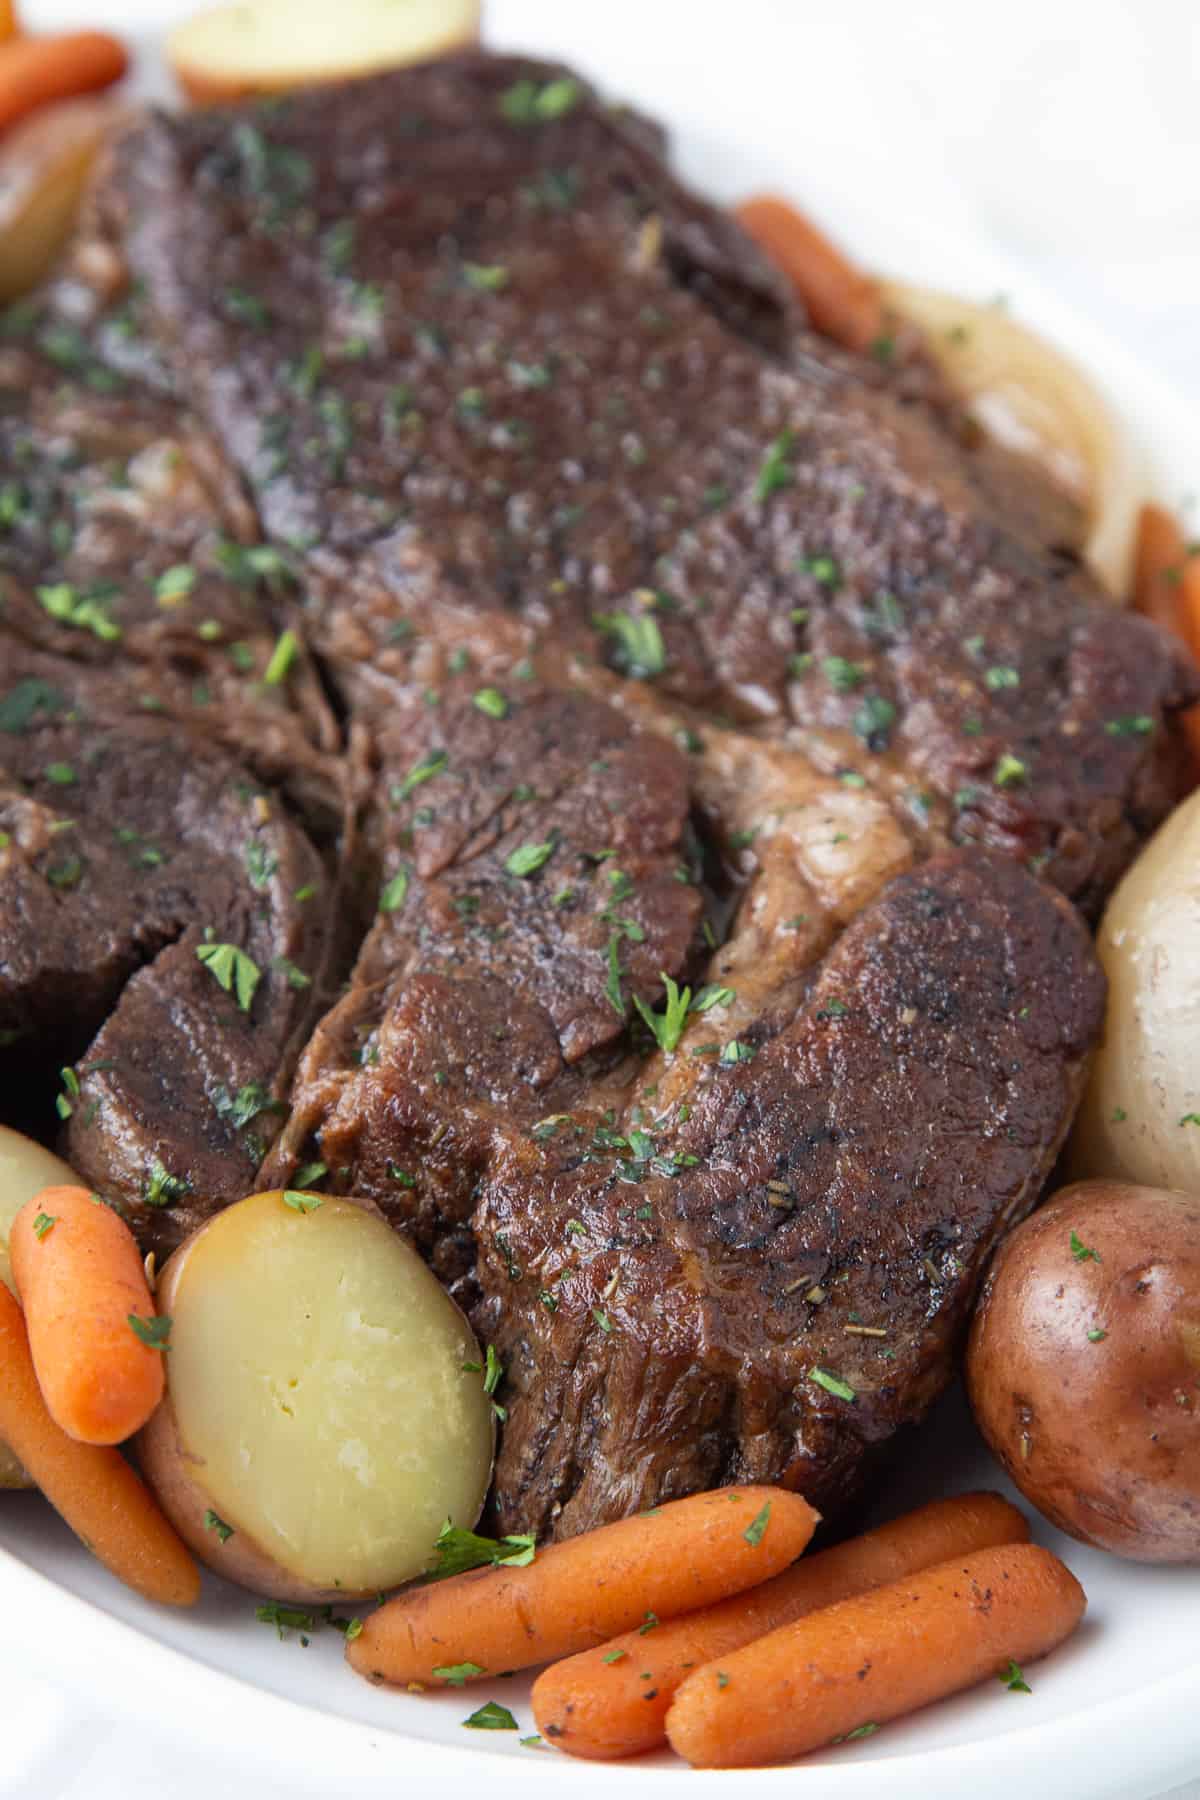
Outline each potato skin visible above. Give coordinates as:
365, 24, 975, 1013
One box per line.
968, 1180, 1200, 1562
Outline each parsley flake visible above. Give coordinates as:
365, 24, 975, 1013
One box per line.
1070, 1230, 1101, 1263
505, 840, 555, 877
998, 1659, 1031, 1694
204, 1509, 235, 1543
472, 687, 509, 719
128, 1313, 171, 1350
434, 1662, 485, 1686
743, 1501, 771, 1547
463, 1701, 518, 1731
196, 940, 262, 1012
809, 1366, 856, 1402
31, 1212, 56, 1241
282, 1191, 322, 1213
426, 1521, 536, 1581
595, 609, 666, 679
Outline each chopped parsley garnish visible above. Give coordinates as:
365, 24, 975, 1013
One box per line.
754, 429, 796, 502
394, 748, 447, 800
472, 687, 509, 719
282, 1191, 322, 1213
633, 973, 691, 1054
692, 984, 735, 1012
212, 1081, 282, 1131
603, 1649, 628, 1664
809, 1366, 856, 1402
196, 940, 262, 1012
37, 582, 121, 642
378, 866, 410, 913
1104, 715, 1155, 737
293, 1161, 327, 1189
204, 1509, 234, 1544
155, 564, 196, 604
128, 1313, 171, 1350
595, 609, 666, 679
823, 656, 865, 692
426, 1520, 536, 1581
638, 1611, 659, 1635
505, 840, 555, 877
462, 263, 509, 291
244, 839, 278, 891
222, 285, 271, 329
1178, 1112, 1200, 1127
1087, 1328, 1107, 1343
1070, 1230, 1101, 1263
998, 1659, 1031, 1694
0, 678, 66, 734
499, 74, 580, 124
31, 1212, 56, 1241
743, 1501, 771, 1547
984, 666, 1020, 690
273, 956, 312, 990
144, 1159, 191, 1208
256, 1603, 315, 1639
833, 1722, 880, 1742
462, 1701, 518, 1731
853, 692, 896, 748
719, 1039, 755, 1066
45, 761, 76, 786
593, 1306, 614, 1334
263, 629, 299, 686
993, 752, 1028, 788
434, 1662, 485, 1686
605, 933, 627, 1018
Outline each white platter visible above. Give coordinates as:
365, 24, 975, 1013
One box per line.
3, 3, 1199, 1797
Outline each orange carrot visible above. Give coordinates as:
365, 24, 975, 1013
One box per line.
0, 3, 17, 48
0, 31, 127, 135
347, 1486, 818, 1689
10, 1185, 164, 1445
665, 1541, 1084, 1769
532, 1490, 1029, 1760
0, 1281, 199, 1605
1132, 503, 1200, 773
736, 194, 884, 354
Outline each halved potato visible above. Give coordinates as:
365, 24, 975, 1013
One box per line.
0, 96, 130, 305
168, 0, 481, 104
0, 1126, 80, 1489
137, 1191, 494, 1602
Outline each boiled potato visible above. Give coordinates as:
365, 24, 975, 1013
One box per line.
0, 1127, 80, 1489
1069, 789, 1200, 1195
168, 0, 481, 103
138, 1190, 494, 1602
0, 97, 129, 305
968, 1179, 1200, 1562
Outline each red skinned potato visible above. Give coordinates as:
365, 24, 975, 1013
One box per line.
968, 1180, 1200, 1562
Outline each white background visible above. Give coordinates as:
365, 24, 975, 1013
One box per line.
5, 2, 1199, 1796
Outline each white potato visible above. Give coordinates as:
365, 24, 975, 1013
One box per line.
1069, 790, 1200, 1194
138, 1191, 494, 1601
0, 1127, 79, 1488
168, 0, 481, 103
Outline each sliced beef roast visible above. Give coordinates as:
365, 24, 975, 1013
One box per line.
84, 51, 1197, 911
2, 48, 1194, 1534
0, 642, 337, 1252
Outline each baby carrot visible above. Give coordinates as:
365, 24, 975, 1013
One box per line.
532, 1490, 1029, 1760
1132, 503, 1200, 774
10, 1185, 164, 1445
347, 1486, 818, 1689
0, 30, 127, 135
0, 1281, 199, 1606
666, 1541, 1085, 1769
736, 194, 884, 354
0, 3, 17, 48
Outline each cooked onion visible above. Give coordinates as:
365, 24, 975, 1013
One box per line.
880, 281, 1145, 599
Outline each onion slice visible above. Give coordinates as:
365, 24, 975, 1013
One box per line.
880, 281, 1145, 599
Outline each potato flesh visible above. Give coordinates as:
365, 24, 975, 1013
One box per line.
1070, 791, 1200, 1194
170, 0, 480, 89
0, 1127, 79, 1488
0, 99, 127, 305
167, 1193, 493, 1593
